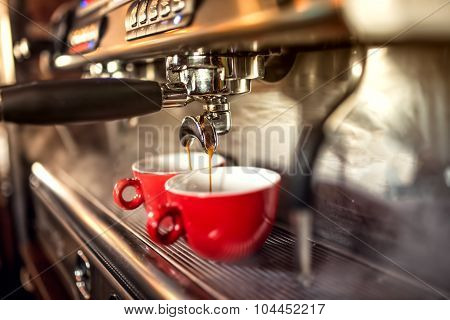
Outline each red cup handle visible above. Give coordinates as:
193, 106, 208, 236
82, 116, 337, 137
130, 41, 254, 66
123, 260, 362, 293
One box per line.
113, 178, 144, 210
147, 206, 184, 245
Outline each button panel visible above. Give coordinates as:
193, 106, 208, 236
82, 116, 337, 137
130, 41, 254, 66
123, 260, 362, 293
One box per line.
125, 0, 196, 41
149, 0, 158, 20
138, 0, 149, 25
128, 1, 139, 28
171, 0, 185, 12
159, 0, 171, 17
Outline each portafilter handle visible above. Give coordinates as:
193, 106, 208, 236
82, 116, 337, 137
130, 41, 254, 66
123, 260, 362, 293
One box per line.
0, 78, 188, 125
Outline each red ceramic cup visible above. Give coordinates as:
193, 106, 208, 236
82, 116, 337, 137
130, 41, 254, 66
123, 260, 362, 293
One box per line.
113, 152, 226, 217
147, 166, 281, 261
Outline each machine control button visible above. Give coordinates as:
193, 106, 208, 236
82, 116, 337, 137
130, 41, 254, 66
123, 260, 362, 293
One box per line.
148, 0, 159, 20
171, 0, 185, 12
129, 1, 139, 28
138, 0, 149, 25
159, 0, 171, 17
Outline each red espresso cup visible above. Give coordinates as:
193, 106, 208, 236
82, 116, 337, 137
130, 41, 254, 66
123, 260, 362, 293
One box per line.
147, 166, 281, 261
113, 152, 226, 214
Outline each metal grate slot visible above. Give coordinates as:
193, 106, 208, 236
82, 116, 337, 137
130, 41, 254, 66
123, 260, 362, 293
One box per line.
120, 208, 441, 299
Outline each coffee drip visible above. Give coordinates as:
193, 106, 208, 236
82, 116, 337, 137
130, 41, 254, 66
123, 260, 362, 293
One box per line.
185, 114, 215, 192
207, 146, 214, 193
186, 144, 192, 171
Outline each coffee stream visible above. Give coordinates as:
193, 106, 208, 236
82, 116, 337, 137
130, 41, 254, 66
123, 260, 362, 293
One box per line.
207, 146, 214, 193
186, 114, 214, 192
186, 144, 192, 171
185, 145, 214, 192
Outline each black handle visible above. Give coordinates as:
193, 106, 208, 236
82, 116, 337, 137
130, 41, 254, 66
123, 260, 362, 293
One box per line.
0, 78, 163, 125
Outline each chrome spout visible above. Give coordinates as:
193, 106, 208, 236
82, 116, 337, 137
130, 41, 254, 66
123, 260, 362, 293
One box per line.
171, 53, 265, 152
179, 115, 218, 152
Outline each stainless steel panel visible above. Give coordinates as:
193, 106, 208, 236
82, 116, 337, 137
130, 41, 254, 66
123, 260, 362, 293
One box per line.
33, 195, 131, 299
55, 0, 450, 70
313, 44, 450, 295
343, 0, 450, 42
56, 0, 349, 68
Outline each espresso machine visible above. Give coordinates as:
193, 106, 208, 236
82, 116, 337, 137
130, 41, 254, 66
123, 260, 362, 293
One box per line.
0, 0, 449, 299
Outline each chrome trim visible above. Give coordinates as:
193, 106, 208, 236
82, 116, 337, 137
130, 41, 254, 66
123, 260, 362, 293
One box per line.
32, 180, 133, 299
57, 0, 347, 69
74, 250, 92, 299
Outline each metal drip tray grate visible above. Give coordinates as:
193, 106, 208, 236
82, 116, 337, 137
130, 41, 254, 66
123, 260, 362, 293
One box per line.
120, 208, 441, 299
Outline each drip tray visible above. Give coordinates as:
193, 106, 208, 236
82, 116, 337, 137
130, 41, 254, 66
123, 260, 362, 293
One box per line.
120, 208, 441, 299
